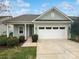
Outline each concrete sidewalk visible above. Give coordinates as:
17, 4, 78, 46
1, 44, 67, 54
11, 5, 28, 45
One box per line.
21, 37, 37, 47
37, 40, 79, 59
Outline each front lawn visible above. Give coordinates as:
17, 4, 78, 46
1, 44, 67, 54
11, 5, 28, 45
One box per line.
0, 47, 36, 59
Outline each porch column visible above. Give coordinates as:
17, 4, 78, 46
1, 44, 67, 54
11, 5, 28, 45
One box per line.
7, 24, 9, 37
13, 25, 14, 37
34, 24, 35, 34
34, 24, 37, 34
25, 24, 27, 40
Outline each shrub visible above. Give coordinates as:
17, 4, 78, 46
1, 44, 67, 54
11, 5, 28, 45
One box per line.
9, 32, 13, 37
0, 35, 19, 47
7, 37, 19, 47
0, 36, 7, 46
19, 36, 25, 43
32, 34, 38, 42
0, 35, 7, 37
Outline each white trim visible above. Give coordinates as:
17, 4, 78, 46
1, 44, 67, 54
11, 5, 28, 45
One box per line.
34, 24, 36, 34
7, 21, 33, 23
13, 25, 14, 37
32, 7, 73, 22
0, 17, 12, 22
7, 24, 9, 37
34, 24, 38, 34
24, 24, 27, 40
54, 7, 73, 22
7, 21, 33, 24
33, 21, 71, 24
18, 26, 24, 35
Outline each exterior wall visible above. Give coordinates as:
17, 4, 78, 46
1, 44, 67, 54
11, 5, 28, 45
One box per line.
68, 24, 71, 39
14, 24, 25, 37
0, 23, 14, 36
0, 24, 7, 35
14, 24, 34, 38
14, 24, 33, 38
38, 10, 67, 20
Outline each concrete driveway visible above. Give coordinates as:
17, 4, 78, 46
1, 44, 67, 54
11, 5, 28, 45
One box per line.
37, 39, 79, 59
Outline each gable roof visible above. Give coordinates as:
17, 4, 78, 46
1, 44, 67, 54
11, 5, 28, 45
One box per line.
7, 14, 40, 22
0, 16, 12, 23
32, 7, 73, 22
4, 15, 78, 23
5, 7, 75, 23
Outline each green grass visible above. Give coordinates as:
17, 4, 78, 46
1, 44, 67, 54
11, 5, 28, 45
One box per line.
0, 47, 36, 59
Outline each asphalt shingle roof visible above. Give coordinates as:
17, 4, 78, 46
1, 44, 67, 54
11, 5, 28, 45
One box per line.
1, 15, 79, 22
0, 16, 11, 20
8, 14, 40, 22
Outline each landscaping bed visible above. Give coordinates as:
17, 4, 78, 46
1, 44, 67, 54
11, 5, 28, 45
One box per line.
0, 47, 36, 59
0, 35, 26, 47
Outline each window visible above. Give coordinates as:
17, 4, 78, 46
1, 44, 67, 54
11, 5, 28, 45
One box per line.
19, 27, 23, 34
60, 27, 65, 29
39, 27, 44, 29
46, 27, 51, 29
53, 27, 58, 29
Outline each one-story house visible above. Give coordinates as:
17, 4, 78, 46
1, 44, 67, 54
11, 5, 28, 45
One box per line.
0, 7, 75, 40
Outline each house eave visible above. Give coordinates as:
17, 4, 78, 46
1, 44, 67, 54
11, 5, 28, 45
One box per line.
5, 21, 33, 24
33, 21, 72, 24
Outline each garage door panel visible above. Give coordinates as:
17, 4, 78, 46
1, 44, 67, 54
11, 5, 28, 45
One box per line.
38, 30, 49, 39
52, 30, 65, 39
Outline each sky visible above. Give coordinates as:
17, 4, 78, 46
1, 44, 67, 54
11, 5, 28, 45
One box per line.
1, 0, 79, 16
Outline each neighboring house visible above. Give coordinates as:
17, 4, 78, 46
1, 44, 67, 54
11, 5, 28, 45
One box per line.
0, 7, 75, 40
0, 16, 12, 35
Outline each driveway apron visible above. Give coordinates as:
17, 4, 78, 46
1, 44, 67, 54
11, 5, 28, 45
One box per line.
37, 39, 79, 59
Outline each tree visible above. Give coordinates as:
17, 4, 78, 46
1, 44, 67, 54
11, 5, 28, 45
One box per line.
71, 22, 79, 35
71, 18, 79, 40
0, 3, 6, 13
0, 0, 10, 16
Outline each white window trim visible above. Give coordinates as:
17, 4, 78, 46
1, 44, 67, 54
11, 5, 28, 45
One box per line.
39, 27, 44, 29
46, 27, 52, 29
18, 26, 24, 34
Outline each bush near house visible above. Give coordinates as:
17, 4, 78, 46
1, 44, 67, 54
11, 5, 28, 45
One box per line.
9, 32, 13, 37
0, 35, 7, 46
0, 35, 19, 47
7, 37, 19, 47
32, 34, 38, 42
19, 36, 25, 43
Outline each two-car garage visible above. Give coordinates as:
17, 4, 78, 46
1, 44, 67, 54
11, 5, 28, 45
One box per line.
37, 25, 68, 39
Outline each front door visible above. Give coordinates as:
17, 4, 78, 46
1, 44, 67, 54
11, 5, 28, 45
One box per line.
29, 24, 34, 36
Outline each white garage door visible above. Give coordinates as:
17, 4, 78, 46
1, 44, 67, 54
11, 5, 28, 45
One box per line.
37, 26, 67, 39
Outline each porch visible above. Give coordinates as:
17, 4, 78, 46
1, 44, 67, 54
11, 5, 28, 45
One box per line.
6, 24, 34, 40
